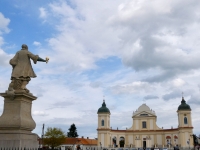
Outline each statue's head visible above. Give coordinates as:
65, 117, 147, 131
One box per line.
22, 44, 28, 50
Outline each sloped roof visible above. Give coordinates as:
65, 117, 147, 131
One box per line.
63, 138, 97, 145
138, 104, 151, 111
132, 103, 156, 117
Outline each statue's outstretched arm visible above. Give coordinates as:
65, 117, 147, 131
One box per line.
28, 52, 49, 64
37, 57, 46, 62
37, 57, 49, 63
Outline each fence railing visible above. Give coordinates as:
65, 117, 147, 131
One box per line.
0, 148, 38, 150
0, 146, 196, 150
94, 147, 197, 150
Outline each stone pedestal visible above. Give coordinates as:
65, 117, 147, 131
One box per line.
0, 91, 38, 148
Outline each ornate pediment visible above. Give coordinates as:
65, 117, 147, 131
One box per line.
133, 110, 156, 117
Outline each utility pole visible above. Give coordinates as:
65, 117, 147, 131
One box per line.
41, 124, 45, 149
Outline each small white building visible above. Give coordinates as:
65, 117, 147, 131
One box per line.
60, 137, 98, 150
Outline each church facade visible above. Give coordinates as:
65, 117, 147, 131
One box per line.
97, 97, 193, 149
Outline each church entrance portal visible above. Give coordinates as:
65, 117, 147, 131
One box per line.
119, 137, 125, 147
143, 141, 146, 148
112, 137, 117, 147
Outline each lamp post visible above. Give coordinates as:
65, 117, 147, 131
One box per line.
41, 124, 45, 150
41, 134, 44, 150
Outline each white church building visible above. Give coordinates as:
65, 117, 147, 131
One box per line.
97, 97, 193, 149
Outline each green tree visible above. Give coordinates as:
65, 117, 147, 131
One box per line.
67, 123, 78, 137
43, 127, 66, 149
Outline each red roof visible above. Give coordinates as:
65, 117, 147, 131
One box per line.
174, 135, 178, 139
166, 136, 171, 139
63, 138, 97, 145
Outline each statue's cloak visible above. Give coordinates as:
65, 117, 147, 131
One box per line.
10, 49, 39, 78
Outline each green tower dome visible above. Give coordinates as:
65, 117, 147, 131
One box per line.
178, 97, 191, 111
97, 100, 110, 114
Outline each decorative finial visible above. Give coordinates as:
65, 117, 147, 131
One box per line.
103, 95, 105, 102
182, 92, 184, 98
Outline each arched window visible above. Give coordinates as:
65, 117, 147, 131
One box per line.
101, 120, 104, 126
184, 117, 188, 124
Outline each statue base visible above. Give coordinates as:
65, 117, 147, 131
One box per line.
0, 91, 38, 148
0, 131, 38, 148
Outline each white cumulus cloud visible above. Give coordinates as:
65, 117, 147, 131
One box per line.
39, 7, 48, 19
33, 111, 48, 116
0, 12, 10, 35
172, 78, 185, 87
33, 41, 41, 46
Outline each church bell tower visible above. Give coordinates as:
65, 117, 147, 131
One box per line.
97, 100, 111, 147
177, 97, 193, 148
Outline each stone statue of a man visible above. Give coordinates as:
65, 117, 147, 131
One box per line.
8, 44, 48, 93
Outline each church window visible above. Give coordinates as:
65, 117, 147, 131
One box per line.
140, 114, 148, 116
101, 120, 104, 126
184, 117, 188, 124
142, 121, 146, 128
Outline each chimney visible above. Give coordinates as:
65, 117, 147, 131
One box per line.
87, 137, 89, 139
82, 136, 84, 138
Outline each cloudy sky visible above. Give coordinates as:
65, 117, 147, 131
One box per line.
0, 0, 200, 138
